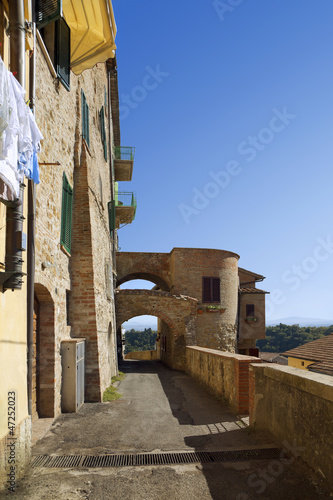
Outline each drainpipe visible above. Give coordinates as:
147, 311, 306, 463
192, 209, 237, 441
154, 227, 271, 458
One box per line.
27, 20, 36, 416
4, 0, 26, 291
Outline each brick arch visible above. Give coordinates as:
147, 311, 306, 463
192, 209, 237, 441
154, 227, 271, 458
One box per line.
34, 283, 56, 417
117, 272, 170, 292
116, 252, 172, 292
115, 290, 197, 370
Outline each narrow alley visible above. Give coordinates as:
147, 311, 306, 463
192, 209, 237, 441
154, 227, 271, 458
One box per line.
3, 361, 330, 500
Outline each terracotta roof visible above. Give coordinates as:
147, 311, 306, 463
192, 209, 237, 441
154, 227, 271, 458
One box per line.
283, 334, 333, 376
238, 267, 265, 279
240, 287, 269, 294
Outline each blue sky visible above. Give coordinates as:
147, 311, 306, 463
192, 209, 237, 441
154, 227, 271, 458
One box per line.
113, 0, 333, 324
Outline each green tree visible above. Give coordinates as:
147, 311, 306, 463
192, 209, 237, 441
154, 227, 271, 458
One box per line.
124, 328, 157, 354
257, 324, 332, 352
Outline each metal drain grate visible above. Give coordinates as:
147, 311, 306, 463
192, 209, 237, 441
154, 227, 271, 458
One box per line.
31, 448, 282, 469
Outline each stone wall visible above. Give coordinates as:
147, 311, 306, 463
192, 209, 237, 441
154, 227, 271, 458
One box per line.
116, 248, 245, 353
125, 350, 158, 361
238, 292, 266, 351
116, 289, 197, 370
186, 346, 262, 414
249, 364, 333, 491
34, 39, 118, 410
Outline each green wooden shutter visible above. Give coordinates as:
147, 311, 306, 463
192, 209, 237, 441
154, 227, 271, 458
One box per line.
61, 173, 73, 253
100, 106, 107, 161
108, 200, 116, 233
55, 17, 70, 90
81, 90, 90, 147
35, 0, 62, 29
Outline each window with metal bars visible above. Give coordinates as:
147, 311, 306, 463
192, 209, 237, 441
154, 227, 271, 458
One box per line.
100, 106, 107, 161
202, 277, 220, 303
60, 173, 73, 254
81, 90, 90, 147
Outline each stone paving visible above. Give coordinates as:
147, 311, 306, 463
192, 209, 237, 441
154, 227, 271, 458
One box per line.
1, 360, 331, 499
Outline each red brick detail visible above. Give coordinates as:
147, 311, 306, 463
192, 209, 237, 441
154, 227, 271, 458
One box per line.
234, 358, 262, 414
70, 141, 101, 402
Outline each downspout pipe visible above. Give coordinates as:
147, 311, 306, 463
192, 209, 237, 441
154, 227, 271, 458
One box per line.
5, 0, 26, 291
27, 21, 36, 417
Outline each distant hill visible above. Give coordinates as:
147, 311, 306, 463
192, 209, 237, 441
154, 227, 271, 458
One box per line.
266, 317, 333, 327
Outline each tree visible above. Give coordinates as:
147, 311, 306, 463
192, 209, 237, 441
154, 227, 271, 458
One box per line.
124, 329, 157, 354
257, 324, 333, 353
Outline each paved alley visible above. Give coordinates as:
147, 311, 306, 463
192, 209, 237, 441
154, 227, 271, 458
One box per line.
2, 360, 330, 500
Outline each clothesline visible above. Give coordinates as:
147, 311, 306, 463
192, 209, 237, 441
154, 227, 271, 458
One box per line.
0, 56, 43, 202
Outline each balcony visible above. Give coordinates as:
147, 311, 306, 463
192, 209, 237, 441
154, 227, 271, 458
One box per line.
115, 192, 137, 228
113, 146, 135, 181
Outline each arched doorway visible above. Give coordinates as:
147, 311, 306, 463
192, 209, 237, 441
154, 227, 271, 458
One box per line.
33, 284, 56, 417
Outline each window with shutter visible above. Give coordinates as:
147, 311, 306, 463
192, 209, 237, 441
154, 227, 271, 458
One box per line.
35, 0, 62, 29
202, 277, 220, 303
108, 200, 116, 235
100, 106, 107, 161
60, 173, 73, 254
81, 90, 90, 146
55, 17, 70, 90
37, 0, 70, 91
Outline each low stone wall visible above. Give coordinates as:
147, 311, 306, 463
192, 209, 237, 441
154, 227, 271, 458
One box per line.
249, 364, 333, 491
125, 350, 158, 361
186, 346, 261, 414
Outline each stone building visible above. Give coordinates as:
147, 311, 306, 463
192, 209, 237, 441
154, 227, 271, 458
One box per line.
0, 0, 135, 490
116, 248, 268, 370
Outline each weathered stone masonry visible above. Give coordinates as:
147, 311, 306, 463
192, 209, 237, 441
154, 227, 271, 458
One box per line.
116, 247, 268, 369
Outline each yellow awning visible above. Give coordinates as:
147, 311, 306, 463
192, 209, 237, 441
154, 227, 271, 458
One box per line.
63, 0, 117, 75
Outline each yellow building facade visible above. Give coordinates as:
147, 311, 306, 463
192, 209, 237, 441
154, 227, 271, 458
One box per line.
0, 0, 34, 491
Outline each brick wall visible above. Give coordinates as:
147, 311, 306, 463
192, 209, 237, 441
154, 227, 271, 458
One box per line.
116, 248, 241, 353
116, 289, 197, 370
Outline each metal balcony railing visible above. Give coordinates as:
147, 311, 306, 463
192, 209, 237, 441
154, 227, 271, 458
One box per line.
114, 146, 135, 161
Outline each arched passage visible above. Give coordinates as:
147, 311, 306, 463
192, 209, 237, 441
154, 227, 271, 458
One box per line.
34, 283, 56, 417
117, 272, 170, 291
115, 289, 197, 370
116, 252, 172, 291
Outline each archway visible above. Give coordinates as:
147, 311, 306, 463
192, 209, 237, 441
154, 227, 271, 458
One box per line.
117, 273, 170, 291
34, 283, 56, 417
115, 289, 197, 370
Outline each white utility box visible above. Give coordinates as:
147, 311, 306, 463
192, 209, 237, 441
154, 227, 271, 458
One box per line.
61, 339, 85, 412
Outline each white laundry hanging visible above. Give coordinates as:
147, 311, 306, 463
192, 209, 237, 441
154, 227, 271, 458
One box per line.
0, 56, 43, 202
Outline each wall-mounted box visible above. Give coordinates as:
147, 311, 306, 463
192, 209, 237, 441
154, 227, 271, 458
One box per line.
61, 339, 85, 412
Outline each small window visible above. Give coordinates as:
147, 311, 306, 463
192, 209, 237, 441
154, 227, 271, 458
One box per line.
60, 173, 73, 254
202, 277, 220, 303
301, 361, 305, 367
82, 90, 90, 146
246, 304, 255, 317
99, 106, 107, 161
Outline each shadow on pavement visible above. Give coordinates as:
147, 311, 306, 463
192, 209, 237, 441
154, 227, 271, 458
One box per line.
119, 359, 330, 500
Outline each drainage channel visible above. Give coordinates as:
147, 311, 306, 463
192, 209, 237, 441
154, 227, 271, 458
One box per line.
31, 448, 282, 469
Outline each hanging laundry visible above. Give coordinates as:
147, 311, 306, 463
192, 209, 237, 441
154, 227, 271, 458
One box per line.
0, 56, 43, 202
0, 56, 11, 136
